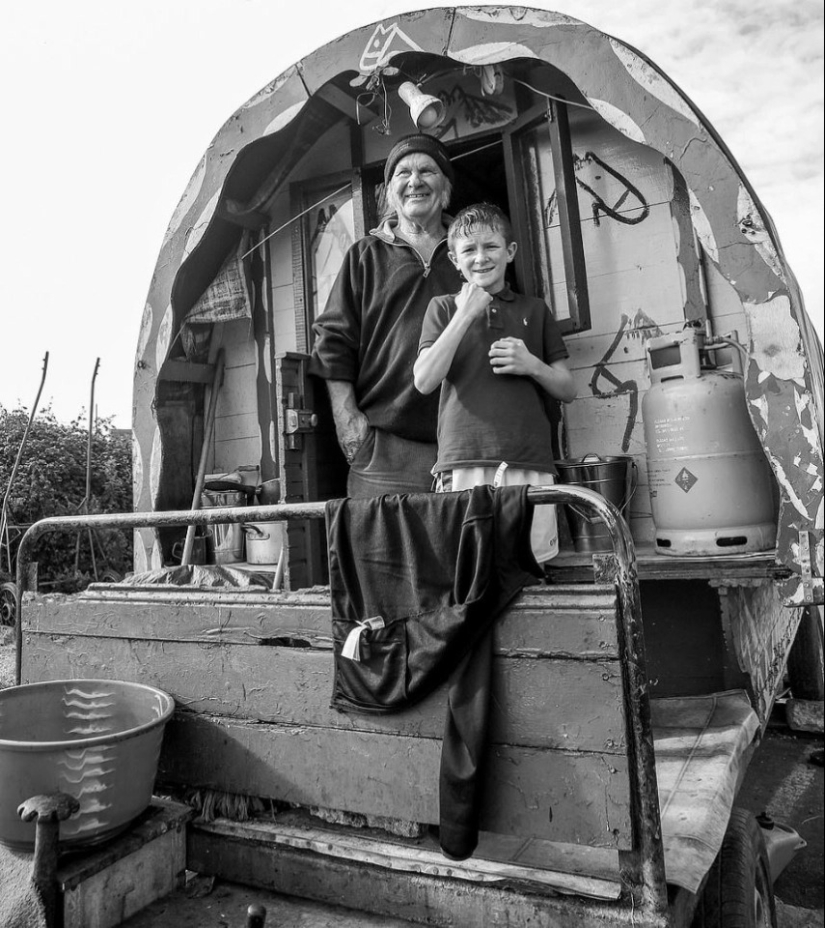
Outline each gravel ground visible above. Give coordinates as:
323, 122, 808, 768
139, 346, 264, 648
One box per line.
0, 626, 14, 688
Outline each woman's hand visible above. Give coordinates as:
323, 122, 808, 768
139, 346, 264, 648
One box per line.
337, 410, 371, 464
326, 380, 371, 462
489, 336, 536, 377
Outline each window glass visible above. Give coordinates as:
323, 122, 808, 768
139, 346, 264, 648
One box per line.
307, 186, 355, 322
518, 120, 571, 322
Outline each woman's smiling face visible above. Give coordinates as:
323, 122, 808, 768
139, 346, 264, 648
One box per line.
388, 153, 449, 225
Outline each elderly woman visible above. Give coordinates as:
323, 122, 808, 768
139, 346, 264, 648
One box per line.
308, 134, 463, 497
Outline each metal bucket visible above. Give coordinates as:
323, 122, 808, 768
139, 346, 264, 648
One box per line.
555, 454, 637, 553
243, 521, 283, 565
201, 489, 246, 563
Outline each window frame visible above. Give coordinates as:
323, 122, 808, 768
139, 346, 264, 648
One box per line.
503, 100, 592, 334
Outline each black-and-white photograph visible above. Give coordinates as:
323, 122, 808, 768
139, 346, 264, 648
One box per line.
2, 3, 822, 926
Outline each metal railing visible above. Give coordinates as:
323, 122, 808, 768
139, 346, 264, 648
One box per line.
13, 485, 668, 917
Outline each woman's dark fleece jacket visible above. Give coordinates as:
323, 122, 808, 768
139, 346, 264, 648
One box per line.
308, 221, 462, 442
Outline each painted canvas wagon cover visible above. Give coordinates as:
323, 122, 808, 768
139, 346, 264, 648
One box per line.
134, 5, 823, 605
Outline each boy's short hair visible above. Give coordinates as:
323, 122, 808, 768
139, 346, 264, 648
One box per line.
448, 203, 514, 250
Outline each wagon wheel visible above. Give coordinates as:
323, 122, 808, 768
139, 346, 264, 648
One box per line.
0, 581, 17, 627
693, 808, 777, 927
99, 569, 122, 585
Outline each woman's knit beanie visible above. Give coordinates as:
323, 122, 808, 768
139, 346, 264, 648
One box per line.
383, 134, 454, 186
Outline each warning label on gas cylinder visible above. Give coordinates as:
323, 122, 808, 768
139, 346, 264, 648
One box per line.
674, 468, 698, 493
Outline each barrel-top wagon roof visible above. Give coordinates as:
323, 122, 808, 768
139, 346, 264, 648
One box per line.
134, 5, 823, 603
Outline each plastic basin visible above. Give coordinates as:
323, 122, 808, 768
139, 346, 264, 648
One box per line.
0, 679, 174, 849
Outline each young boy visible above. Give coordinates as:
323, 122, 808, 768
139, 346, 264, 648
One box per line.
414, 203, 576, 562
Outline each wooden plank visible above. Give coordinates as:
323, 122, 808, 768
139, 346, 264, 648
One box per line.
188, 821, 618, 927
219, 316, 258, 349
215, 360, 257, 421
26, 588, 620, 656
63, 828, 184, 928
547, 204, 678, 290
60, 801, 190, 928
157, 713, 632, 848
213, 411, 260, 443
564, 320, 684, 371
194, 817, 622, 898
564, 392, 650, 458
21, 636, 625, 752
548, 546, 783, 583
719, 584, 801, 724
214, 437, 261, 473
565, 101, 675, 211
568, 360, 653, 401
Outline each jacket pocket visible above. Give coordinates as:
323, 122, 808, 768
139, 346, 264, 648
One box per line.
332, 616, 408, 711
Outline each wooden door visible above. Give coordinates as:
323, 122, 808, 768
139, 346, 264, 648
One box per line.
275, 352, 347, 589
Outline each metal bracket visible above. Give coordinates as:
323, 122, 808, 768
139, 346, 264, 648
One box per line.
284, 408, 318, 435
283, 392, 318, 450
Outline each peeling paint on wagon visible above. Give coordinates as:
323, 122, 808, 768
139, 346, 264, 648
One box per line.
746, 295, 806, 384
607, 41, 701, 129
449, 40, 541, 65
588, 99, 647, 145
262, 100, 306, 138
459, 7, 580, 29
162, 153, 207, 247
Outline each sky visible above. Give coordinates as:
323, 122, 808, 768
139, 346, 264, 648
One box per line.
1, 0, 822, 427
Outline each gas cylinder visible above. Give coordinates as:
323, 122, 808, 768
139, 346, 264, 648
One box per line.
641, 327, 776, 556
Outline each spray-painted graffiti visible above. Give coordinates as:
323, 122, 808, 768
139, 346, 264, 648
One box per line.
546, 151, 650, 228
435, 86, 514, 138
590, 310, 663, 451
357, 23, 423, 76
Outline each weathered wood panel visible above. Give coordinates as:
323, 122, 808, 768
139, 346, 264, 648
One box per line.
564, 100, 675, 214
61, 803, 189, 928
718, 581, 801, 725
21, 635, 624, 752
210, 329, 260, 473
158, 713, 632, 848
218, 317, 257, 348
188, 820, 614, 927
214, 411, 260, 444
193, 814, 622, 898
564, 320, 684, 372
23, 582, 632, 849
215, 362, 257, 421
547, 205, 684, 333
25, 587, 620, 657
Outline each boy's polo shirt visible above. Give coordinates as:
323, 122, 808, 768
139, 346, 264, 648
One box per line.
419, 286, 568, 473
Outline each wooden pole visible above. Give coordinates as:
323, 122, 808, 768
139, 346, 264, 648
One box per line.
1, 352, 49, 575
181, 350, 225, 565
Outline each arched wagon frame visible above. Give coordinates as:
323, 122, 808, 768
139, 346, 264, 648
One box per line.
133, 5, 822, 607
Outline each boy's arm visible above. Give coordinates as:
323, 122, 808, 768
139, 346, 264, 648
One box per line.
489, 337, 577, 403
414, 283, 492, 395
